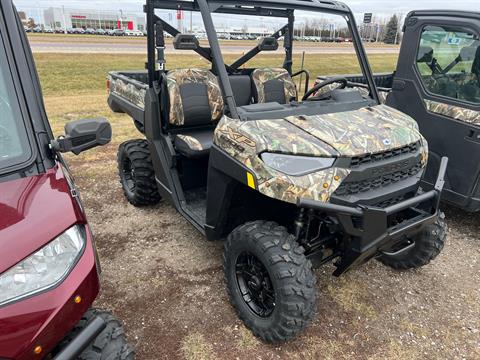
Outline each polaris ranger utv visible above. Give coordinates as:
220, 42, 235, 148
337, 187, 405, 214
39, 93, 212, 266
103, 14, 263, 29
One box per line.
315, 10, 480, 212
109, 0, 448, 342
0, 1, 133, 358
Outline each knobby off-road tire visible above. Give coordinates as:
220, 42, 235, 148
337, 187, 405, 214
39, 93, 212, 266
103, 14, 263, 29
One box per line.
224, 221, 316, 343
117, 139, 161, 206
56, 308, 134, 360
379, 211, 447, 270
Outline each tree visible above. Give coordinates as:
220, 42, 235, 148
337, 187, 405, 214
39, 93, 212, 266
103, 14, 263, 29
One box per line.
383, 14, 399, 44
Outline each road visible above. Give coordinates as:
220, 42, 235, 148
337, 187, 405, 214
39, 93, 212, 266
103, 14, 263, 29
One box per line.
28, 37, 400, 55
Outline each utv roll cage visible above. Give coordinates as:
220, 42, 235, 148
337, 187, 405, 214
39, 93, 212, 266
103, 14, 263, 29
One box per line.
144, 0, 381, 118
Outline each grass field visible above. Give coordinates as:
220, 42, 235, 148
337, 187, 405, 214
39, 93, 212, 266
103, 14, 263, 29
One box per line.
34, 53, 397, 98
33, 53, 480, 360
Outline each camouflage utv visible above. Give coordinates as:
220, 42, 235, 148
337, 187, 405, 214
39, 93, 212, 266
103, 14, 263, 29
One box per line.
108, 0, 448, 343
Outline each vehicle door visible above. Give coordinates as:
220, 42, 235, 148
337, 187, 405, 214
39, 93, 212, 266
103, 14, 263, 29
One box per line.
387, 13, 480, 211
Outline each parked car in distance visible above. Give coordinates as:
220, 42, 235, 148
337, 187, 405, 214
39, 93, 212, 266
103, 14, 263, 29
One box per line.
95, 28, 106, 35
112, 29, 125, 36
85, 28, 96, 35
72, 27, 85, 34
32, 26, 42, 33
55, 27, 65, 34
128, 29, 144, 37
43, 26, 54, 33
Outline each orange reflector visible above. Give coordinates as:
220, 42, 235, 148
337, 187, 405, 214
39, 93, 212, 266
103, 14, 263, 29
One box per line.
74, 295, 82, 304
323, 182, 329, 189
334, 175, 340, 181
34, 346, 42, 355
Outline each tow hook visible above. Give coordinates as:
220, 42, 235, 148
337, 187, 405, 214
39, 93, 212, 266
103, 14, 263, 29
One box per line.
381, 241, 416, 257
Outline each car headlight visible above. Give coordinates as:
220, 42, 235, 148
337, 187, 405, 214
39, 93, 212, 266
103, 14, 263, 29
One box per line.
0, 225, 86, 307
261, 153, 335, 176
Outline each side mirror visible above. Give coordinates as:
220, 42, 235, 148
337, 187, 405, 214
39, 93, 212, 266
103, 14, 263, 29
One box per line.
51, 118, 112, 155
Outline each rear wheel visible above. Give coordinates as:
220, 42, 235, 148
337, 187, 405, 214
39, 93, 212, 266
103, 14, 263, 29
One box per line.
379, 211, 447, 270
117, 139, 161, 206
224, 221, 316, 343
54, 308, 134, 359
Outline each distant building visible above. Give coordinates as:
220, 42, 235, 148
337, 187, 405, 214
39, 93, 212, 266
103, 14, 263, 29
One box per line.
43, 7, 145, 30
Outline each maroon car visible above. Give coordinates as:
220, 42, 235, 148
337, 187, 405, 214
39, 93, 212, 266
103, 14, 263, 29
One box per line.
0, 1, 133, 359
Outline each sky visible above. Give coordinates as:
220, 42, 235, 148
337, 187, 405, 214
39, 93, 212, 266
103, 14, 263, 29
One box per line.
14, 0, 477, 25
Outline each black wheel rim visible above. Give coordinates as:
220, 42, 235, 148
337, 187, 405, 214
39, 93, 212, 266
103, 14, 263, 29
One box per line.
121, 156, 136, 193
235, 251, 275, 318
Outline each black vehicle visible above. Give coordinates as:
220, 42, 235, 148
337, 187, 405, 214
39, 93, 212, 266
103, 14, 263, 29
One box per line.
108, 0, 448, 342
316, 11, 480, 212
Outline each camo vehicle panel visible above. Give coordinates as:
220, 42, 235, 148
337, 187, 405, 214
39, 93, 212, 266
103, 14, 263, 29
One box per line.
315, 79, 390, 103
109, 75, 146, 109
176, 134, 204, 151
214, 105, 426, 204
167, 68, 224, 126
214, 116, 349, 203
252, 68, 297, 103
285, 105, 422, 157
424, 99, 480, 126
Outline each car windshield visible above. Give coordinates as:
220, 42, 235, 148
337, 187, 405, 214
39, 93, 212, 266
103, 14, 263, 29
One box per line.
0, 33, 32, 172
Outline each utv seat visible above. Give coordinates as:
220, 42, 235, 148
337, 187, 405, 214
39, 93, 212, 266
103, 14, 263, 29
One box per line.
166, 68, 224, 158
251, 67, 297, 104
229, 75, 253, 106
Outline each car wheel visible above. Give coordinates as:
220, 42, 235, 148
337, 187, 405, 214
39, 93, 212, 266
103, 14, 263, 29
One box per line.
378, 211, 447, 270
117, 139, 161, 206
224, 221, 316, 343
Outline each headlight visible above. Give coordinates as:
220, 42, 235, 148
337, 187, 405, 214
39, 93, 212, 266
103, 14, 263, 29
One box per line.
0, 225, 86, 307
261, 153, 335, 176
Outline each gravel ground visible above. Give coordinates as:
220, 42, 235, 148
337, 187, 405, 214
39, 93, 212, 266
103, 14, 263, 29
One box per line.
64, 124, 480, 360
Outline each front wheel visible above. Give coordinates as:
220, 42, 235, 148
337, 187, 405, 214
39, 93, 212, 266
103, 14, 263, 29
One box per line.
54, 308, 134, 359
224, 221, 316, 343
379, 211, 447, 270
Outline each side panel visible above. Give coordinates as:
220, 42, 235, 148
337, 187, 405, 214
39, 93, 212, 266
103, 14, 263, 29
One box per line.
388, 14, 480, 211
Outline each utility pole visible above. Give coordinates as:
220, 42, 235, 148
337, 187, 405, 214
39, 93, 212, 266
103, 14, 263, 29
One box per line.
61, 5, 67, 34
189, 11, 193, 33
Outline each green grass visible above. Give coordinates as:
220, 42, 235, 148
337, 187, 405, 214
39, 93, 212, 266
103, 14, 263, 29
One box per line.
33, 53, 398, 97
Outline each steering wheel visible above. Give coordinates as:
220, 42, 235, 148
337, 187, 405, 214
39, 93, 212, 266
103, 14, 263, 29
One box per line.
302, 77, 348, 101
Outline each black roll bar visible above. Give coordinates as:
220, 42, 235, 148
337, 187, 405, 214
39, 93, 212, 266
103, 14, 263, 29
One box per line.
197, 0, 239, 118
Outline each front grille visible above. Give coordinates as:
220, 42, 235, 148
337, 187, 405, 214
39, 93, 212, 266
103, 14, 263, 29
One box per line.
350, 142, 419, 168
335, 162, 423, 196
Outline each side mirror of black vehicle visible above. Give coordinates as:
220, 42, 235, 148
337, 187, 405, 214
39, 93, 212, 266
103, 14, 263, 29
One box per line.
51, 118, 112, 155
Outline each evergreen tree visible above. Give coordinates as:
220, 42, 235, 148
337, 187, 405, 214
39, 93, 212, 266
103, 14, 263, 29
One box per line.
383, 15, 399, 44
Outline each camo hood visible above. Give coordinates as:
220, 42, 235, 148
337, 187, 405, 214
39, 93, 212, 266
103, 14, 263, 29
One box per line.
214, 104, 427, 204
284, 104, 422, 157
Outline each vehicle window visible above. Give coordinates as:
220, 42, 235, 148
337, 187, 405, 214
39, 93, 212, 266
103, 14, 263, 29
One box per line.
416, 25, 480, 104
0, 31, 32, 172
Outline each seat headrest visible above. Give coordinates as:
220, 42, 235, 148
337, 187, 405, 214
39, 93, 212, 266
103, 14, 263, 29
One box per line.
459, 45, 477, 61
173, 34, 199, 50
417, 46, 434, 63
257, 37, 279, 51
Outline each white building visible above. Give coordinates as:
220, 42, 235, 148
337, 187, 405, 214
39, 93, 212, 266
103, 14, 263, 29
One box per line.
43, 8, 146, 31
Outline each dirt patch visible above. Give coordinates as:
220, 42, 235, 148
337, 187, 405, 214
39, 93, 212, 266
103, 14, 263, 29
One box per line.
67, 143, 480, 360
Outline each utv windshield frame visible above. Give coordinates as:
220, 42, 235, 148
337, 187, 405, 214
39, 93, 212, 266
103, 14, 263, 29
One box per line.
144, 0, 380, 118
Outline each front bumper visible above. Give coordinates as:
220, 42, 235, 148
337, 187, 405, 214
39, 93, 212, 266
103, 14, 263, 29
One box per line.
298, 157, 448, 276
